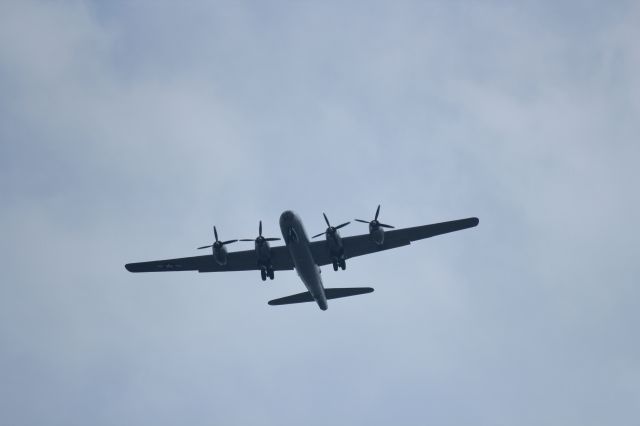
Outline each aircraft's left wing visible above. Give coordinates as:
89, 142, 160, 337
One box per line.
310, 217, 478, 266
125, 245, 294, 273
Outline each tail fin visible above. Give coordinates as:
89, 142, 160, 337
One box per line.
268, 287, 374, 306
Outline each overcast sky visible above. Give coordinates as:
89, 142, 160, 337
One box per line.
1, 1, 639, 425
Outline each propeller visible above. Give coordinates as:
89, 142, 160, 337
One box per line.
355, 204, 395, 229
312, 213, 350, 238
239, 220, 281, 243
197, 226, 238, 249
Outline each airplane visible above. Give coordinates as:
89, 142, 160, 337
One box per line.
125, 205, 479, 311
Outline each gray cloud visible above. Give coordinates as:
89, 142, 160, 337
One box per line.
1, 1, 638, 425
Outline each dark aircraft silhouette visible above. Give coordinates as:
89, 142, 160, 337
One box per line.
125, 206, 479, 310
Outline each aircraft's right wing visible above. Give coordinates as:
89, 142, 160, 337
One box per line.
125, 245, 294, 273
310, 217, 478, 266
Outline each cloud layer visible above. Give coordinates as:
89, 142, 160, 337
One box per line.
1, 1, 638, 425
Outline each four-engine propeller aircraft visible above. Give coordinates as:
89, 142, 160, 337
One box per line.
125, 206, 479, 310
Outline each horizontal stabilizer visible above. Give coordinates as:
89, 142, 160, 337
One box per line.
268, 291, 315, 306
325, 287, 374, 299
268, 287, 374, 306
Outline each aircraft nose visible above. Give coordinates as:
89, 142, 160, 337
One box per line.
279, 210, 295, 225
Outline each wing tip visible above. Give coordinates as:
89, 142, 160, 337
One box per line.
124, 263, 136, 272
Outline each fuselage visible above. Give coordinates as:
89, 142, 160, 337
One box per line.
279, 210, 328, 310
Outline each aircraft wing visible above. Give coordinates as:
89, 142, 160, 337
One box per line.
309, 217, 478, 266
125, 245, 294, 273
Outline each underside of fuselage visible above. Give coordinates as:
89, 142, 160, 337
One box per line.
279, 210, 328, 310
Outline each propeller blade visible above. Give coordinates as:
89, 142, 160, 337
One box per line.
312, 232, 325, 238
222, 239, 237, 245
239, 239, 255, 242
379, 223, 395, 229
264, 237, 281, 241
334, 221, 350, 230
197, 245, 212, 250
214, 226, 219, 242
323, 213, 331, 227
375, 204, 381, 220
355, 219, 370, 223
259, 220, 262, 237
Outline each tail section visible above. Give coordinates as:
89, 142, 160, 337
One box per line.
268, 291, 315, 306
268, 287, 374, 307
325, 287, 374, 299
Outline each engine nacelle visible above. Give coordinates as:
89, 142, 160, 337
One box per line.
255, 239, 271, 260
255, 239, 275, 280
370, 224, 385, 245
241, 221, 281, 282
213, 244, 228, 265
356, 205, 393, 245
326, 229, 343, 253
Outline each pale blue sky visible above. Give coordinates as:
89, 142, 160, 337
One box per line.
1, 1, 639, 425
